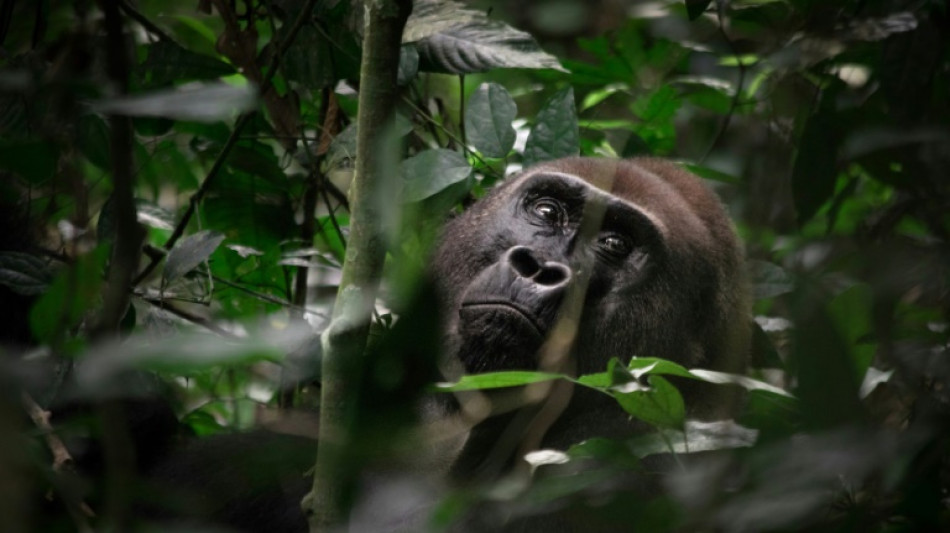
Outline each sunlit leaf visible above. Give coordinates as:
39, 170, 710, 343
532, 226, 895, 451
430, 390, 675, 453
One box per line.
434, 371, 565, 391
610, 375, 685, 429
94, 83, 258, 122
163, 230, 226, 285
688, 369, 794, 397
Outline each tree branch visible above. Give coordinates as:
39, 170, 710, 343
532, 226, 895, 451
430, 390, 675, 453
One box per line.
305, 1, 412, 530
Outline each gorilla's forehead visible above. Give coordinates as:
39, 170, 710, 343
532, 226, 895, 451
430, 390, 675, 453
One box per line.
514, 157, 713, 240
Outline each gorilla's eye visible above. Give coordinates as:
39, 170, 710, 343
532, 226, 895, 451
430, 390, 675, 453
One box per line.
598, 234, 632, 257
529, 197, 567, 226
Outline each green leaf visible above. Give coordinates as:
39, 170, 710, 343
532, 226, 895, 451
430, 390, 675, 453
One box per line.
792, 109, 839, 225
94, 83, 258, 122
407, 0, 565, 74
627, 357, 693, 378
465, 82, 517, 158
434, 371, 565, 392
29, 247, 109, 344
0, 252, 54, 295
0, 140, 58, 184
610, 375, 685, 429
632, 85, 680, 125
279, 22, 336, 89
523, 87, 579, 167
397, 45, 420, 86
749, 260, 795, 299
623, 420, 758, 457
140, 40, 235, 87
78, 114, 111, 171
682, 163, 741, 185
687, 369, 794, 397
163, 230, 225, 285
401, 149, 473, 203
685, 0, 713, 21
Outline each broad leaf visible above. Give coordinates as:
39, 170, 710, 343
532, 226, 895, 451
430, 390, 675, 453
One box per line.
0, 252, 53, 295
523, 87, 579, 167
406, 0, 565, 74
611, 375, 685, 429
164, 230, 226, 285
792, 108, 839, 225
0, 140, 58, 184
465, 83, 517, 158
401, 149, 472, 203
688, 369, 794, 397
685, 0, 713, 21
749, 260, 795, 299
434, 371, 565, 392
94, 83, 258, 122
29, 247, 109, 344
140, 40, 235, 87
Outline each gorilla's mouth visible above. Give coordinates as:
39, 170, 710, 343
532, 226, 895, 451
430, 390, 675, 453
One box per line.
459, 300, 546, 339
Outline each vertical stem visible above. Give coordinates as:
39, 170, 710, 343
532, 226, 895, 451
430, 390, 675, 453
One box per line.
96, 3, 143, 530
306, 1, 411, 530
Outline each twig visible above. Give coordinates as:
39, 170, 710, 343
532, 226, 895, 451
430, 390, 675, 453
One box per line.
699, 4, 746, 165
132, 0, 320, 286
21, 392, 96, 532
117, 0, 173, 42
139, 296, 241, 338
212, 275, 328, 319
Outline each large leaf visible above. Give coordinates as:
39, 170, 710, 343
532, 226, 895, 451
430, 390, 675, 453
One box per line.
434, 371, 565, 392
140, 40, 236, 88
685, 0, 714, 21
465, 82, 517, 158
610, 375, 685, 429
29, 247, 109, 344
0, 252, 53, 295
749, 260, 795, 299
523, 87, 579, 167
406, 0, 565, 74
163, 230, 226, 285
0, 140, 58, 184
94, 83, 258, 123
792, 108, 839, 225
401, 149, 472, 203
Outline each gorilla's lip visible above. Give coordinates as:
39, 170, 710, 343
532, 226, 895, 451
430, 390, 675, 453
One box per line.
459, 299, 546, 338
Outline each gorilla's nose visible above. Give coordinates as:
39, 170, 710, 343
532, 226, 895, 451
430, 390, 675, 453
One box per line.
506, 246, 571, 288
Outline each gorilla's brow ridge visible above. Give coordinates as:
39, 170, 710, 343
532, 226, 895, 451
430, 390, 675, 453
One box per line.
517, 170, 670, 238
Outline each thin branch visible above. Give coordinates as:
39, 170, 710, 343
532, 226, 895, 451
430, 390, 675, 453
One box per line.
212, 275, 328, 319
117, 0, 173, 42
21, 392, 95, 532
139, 296, 240, 338
133, 0, 319, 286
699, 4, 746, 165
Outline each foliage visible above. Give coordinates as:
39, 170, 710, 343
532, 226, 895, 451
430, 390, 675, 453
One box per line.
0, 0, 948, 531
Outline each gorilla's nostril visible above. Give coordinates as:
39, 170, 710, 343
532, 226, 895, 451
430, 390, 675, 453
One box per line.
508, 246, 541, 278
534, 263, 569, 286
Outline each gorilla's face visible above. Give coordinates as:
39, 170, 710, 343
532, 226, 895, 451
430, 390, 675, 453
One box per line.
432, 157, 748, 378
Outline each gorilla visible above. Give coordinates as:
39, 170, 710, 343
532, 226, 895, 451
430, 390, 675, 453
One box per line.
431, 157, 751, 481
28, 157, 750, 533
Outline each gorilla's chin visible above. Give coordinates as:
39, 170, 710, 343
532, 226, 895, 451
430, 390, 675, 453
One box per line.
456, 303, 546, 372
